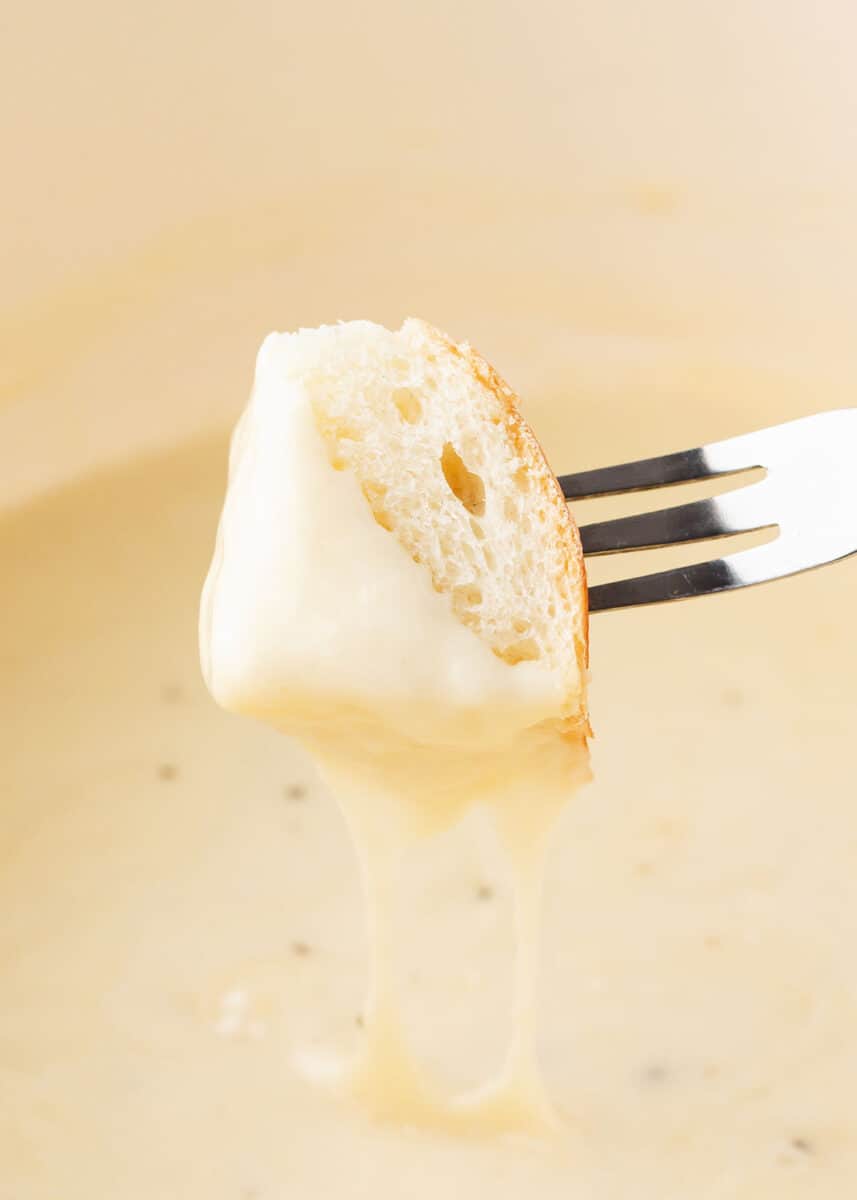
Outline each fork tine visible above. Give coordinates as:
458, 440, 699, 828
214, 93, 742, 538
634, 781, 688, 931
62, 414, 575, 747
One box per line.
559, 447, 737, 500
588, 557, 738, 611
588, 538, 856, 612
562, 411, 857, 501
559, 427, 771, 500
580, 490, 776, 556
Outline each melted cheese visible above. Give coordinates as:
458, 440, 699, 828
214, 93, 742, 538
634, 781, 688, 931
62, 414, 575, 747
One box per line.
200, 336, 590, 1129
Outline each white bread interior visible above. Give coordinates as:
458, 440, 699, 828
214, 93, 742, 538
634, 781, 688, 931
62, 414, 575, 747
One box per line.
284, 318, 589, 733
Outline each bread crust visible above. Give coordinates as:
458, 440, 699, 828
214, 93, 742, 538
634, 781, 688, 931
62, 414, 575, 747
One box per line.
407, 319, 590, 733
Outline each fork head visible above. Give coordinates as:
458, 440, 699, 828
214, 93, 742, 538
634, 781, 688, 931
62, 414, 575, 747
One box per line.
561, 409, 857, 611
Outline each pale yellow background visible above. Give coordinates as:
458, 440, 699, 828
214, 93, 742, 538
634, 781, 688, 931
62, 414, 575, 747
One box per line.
3, 2, 857, 1197
4, 0, 857, 501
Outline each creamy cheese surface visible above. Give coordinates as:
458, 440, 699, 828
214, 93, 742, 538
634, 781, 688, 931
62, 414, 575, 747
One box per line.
200, 335, 590, 1129
6, 435, 857, 1197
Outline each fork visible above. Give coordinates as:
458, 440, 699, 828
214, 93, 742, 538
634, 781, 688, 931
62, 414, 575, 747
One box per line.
559, 409, 857, 612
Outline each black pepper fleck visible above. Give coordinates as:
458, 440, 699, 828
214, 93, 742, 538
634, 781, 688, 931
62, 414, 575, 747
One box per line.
777, 1134, 817, 1166
157, 764, 179, 782
291, 940, 312, 958
355, 1014, 365, 1029
285, 784, 307, 802
638, 1062, 670, 1085
476, 883, 494, 901
790, 1136, 814, 1155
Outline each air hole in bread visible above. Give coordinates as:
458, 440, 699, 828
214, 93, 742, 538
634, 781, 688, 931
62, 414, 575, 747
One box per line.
498, 638, 541, 665
392, 387, 422, 424
513, 618, 530, 634
470, 519, 485, 540
440, 443, 486, 517
454, 584, 483, 608
362, 481, 395, 531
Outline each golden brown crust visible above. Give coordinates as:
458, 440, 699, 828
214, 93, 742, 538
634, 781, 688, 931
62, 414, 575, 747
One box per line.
408, 319, 590, 731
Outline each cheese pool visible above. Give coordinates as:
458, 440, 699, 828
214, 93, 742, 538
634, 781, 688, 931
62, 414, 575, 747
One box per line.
4, 422, 857, 1195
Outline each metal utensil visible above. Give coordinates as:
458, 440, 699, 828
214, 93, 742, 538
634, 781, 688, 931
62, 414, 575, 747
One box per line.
559, 409, 857, 612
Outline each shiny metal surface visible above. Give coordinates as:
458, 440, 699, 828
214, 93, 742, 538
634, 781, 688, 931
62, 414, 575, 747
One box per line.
559, 410, 857, 611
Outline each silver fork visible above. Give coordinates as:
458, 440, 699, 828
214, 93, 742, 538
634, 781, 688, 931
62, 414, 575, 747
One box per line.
559, 409, 857, 612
